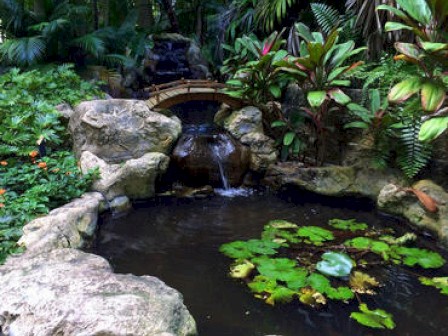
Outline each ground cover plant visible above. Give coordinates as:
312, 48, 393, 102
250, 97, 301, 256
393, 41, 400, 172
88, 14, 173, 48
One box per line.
0, 65, 101, 263
220, 218, 447, 330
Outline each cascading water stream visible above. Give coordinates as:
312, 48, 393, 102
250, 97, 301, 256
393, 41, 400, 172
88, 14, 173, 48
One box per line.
209, 137, 232, 190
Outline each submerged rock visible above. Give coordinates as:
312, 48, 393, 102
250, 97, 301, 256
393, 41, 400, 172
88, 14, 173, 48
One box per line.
378, 180, 448, 247
69, 99, 182, 163
264, 162, 404, 200
0, 249, 197, 336
80, 151, 170, 201
18, 192, 105, 253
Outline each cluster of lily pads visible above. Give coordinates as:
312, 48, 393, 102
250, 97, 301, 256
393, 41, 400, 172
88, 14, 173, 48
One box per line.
220, 218, 447, 330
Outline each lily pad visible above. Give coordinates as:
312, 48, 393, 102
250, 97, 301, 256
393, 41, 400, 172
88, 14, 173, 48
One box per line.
419, 277, 448, 295
262, 221, 301, 244
316, 252, 354, 278
393, 247, 445, 269
350, 304, 395, 329
329, 218, 368, 232
220, 239, 280, 259
297, 226, 334, 245
255, 258, 306, 283
230, 260, 255, 279
344, 237, 391, 259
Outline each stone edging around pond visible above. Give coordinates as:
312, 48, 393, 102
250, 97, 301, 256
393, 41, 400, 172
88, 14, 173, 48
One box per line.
0, 192, 197, 336
264, 163, 448, 248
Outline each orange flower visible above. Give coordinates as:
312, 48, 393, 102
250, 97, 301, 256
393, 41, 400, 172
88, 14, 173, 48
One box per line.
29, 150, 39, 158
0, 161, 7, 166
38, 162, 47, 169
0, 189, 6, 195
0, 203, 4, 208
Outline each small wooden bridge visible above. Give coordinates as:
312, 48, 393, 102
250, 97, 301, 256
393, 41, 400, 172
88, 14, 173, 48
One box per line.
145, 79, 244, 110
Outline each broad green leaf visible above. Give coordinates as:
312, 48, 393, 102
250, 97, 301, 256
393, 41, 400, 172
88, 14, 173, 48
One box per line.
266, 286, 296, 305
325, 286, 354, 300
283, 132, 296, 146
330, 79, 351, 87
385, 22, 414, 32
419, 277, 448, 295
421, 82, 446, 112
419, 117, 448, 142
328, 89, 351, 105
344, 121, 369, 129
396, 0, 432, 25
307, 91, 327, 108
394, 42, 422, 60
297, 226, 334, 244
327, 41, 355, 68
329, 219, 368, 232
370, 89, 381, 113
271, 120, 287, 128
420, 42, 448, 53
308, 42, 324, 65
269, 85, 282, 99
388, 78, 422, 103
316, 252, 354, 278
350, 304, 396, 329
256, 258, 302, 282
393, 247, 445, 268
376, 5, 408, 21
219, 239, 280, 259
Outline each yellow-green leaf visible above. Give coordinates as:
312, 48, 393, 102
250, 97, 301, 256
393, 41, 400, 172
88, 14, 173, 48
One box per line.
388, 78, 422, 103
421, 82, 446, 112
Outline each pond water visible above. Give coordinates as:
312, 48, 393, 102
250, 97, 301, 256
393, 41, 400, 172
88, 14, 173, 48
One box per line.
91, 189, 448, 336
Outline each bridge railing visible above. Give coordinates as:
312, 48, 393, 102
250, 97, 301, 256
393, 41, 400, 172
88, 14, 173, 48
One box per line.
145, 79, 227, 104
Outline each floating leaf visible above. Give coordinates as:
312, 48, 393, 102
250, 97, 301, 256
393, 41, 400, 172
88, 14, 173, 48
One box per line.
266, 286, 297, 306
297, 226, 334, 245
316, 252, 354, 278
220, 239, 280, 259
262, 220, 300, 244
393, 247, 445, 269
419, 277, 448, 295
344, 237, 391, 259
255, 258, 308, 284
230, 260, 255, 279
350, 271, 380, 294
379, 233, 417, 246
350, 304, 395, 329
329, 219, 368, 232
299, 288, 327, 306
325, 286, 354, 301
248, 275, 277, 294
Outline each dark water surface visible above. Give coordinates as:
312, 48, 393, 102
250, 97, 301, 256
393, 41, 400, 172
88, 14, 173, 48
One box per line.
91, 190, 448, 336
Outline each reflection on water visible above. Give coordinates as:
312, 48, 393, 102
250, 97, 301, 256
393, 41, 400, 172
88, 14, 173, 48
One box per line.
91, 190, 448, 336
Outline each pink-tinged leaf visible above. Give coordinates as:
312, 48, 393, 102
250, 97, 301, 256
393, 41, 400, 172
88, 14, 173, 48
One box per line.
343, 61, 364, 74
421, 82, 446, 112
394, 42, 421, 60
388, 78, 422, 103
328, 89, 351, 105
419, 117, 448, 142
262, 43, 271, 56
307, 91, 327, 108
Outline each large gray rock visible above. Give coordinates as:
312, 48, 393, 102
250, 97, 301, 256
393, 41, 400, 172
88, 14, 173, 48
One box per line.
80, 151, 170, 201
69, 99, 182, 163
0, 249, 197, 336
18, 192, 105, 253
378, 180, 448, 247
223, 106, 278, 172
265, 162, 405, 200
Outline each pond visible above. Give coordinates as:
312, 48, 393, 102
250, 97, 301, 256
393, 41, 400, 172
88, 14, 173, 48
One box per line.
90, 189, 448, 336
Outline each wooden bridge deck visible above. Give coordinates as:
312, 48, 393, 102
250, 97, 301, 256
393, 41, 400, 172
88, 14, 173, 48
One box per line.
145, 79, 243, 110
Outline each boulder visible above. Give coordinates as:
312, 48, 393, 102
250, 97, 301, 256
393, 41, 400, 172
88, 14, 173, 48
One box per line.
171, 132, 250, 187
264, 162, 404, 200
0, 249, 197, 336
18, 192, 105, 253
224, 106, 263, 139
69, 99, 182, 163
223, 106, 278, 172
377, 180, 448, 247
80, 151, 170, 201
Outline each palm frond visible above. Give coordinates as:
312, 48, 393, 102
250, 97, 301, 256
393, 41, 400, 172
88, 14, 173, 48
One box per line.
71, 33, 106, 58
0, 36, 46, 66
255, 0, 298, 32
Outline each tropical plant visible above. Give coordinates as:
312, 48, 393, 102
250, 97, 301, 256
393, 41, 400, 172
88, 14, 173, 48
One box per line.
377, 0, 448, 142
271, 110, 307, 161
278, 25, 365, 163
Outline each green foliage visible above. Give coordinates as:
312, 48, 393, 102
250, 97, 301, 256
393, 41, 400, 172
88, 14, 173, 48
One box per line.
220, 217, 446, 329
0, 151, 97, 263
419, 277, 448, 295
0, 65, 103, 158
254, 0, 299, 33
219, 239, 281, 259
350, 304, 396, 329
310, 3, 340, 35
316, 252, 354, 278
297, 226, 334, 245
329, 218, 368, 231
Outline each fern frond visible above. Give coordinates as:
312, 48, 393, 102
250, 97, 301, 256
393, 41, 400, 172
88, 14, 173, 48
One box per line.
396, 120, 432, 179
0, 36, 46, 66
311, 3, 341, 34
71, 34, 105, 58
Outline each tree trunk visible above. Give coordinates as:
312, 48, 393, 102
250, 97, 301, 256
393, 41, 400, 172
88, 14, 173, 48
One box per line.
92, 0, 99, 30
99, 0, 110, 27
161, 0, 179, 33
137, 0, 155, 29
195, 4, 203, 44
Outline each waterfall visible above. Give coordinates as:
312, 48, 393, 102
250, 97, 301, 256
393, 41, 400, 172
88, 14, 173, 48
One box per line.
213, 149, 230, 190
